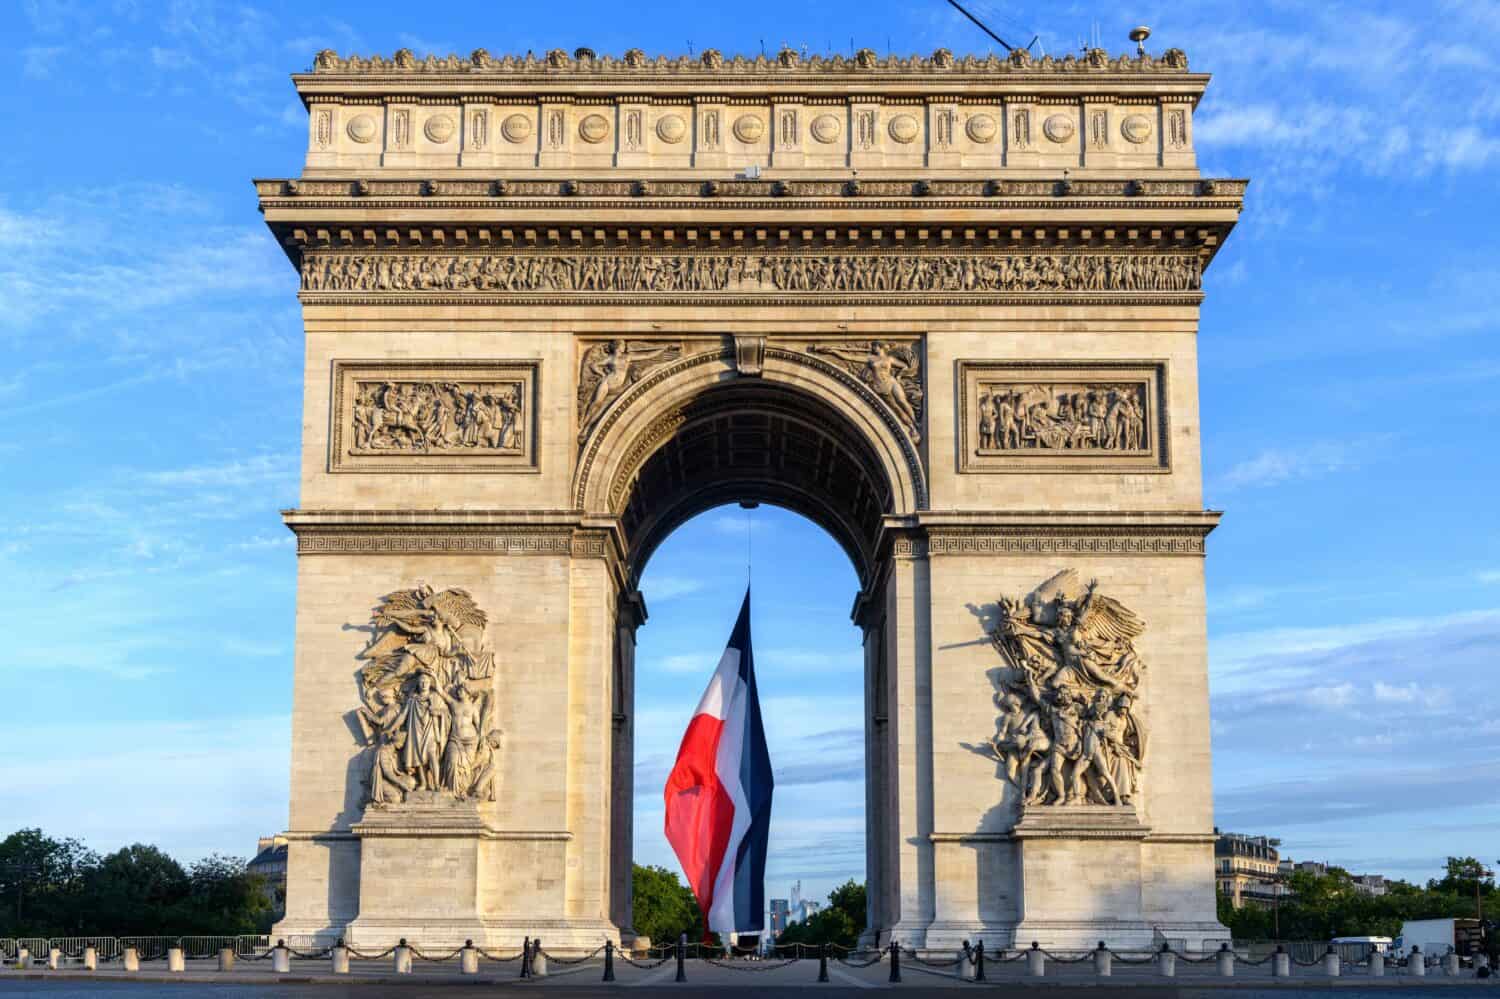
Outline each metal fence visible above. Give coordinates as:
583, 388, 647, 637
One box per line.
1, 935, 270, 965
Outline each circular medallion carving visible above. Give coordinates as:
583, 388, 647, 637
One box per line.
655, 113, 687, 144
964, 113, 997, 144
423, 114, 456, 143
732, 114, 765, 143
888, 113, 920, 144
810, 114, 843, 144
1122, 114, 1153, 144
501, 113, 533, 143
1043, 113, 1076, 143
346, 114, 377, 144
578, 113, 610, 144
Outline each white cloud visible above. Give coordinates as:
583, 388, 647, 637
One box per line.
1479, 570, 1500, 585
143, 453, 296, 488
640, 575, 704, 601
1216, 439, 1378, 490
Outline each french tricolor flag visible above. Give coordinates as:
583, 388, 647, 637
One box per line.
663, 588, 774, 935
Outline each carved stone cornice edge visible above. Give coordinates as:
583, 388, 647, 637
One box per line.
281, 508, 621, 559
885, 510, 1220, 558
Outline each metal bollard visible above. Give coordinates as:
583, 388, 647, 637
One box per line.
603, 940, 616, 982
83, 946, 97, 971
393, 939, 411, 974
1157, 944, 1176, 978
123, 947, 139, 972
1095, 941, 1112, 977
1410, 946, 1425, 977
1217, 942, 1234, 977
14, 949, 29, 970
675, 933, 687, 983
1370, 950, 1384, 977
1478, 954, 1490, 971
888, 940, 901, 983
1323, 946, 1340, 977
521, 937, 531, 978
1444, 949, 1460, 976
461, 939, 478, 975
1272, 945, 1290, 978
218, 947, 235, 971
975, 940, 986, 982
532, 938, 547, 978
817, 941, 828, 982
272, 940, 291, 973
48, 948, 62, 970
1026, 941, 1045, 977
168, 947, 185, 972
331, 940, 349, 975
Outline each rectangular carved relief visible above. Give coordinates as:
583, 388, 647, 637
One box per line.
330, 360, 539, 473
958, 360, 1169, 473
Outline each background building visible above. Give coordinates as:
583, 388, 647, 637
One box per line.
1215, 829, 1284, 909
247, 834, 288, 919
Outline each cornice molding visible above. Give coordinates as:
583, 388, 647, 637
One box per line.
884, 510, 1220, 558
302, 46, 1195, 80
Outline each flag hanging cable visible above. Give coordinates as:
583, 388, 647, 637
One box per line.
662, 588, 774, 937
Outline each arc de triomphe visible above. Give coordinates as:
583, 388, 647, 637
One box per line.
259, 42, 1244, 952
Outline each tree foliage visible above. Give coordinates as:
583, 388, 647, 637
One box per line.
630, 864, 702, 946
0, 829, 273, 937
1218, 856, 1500, 945
777, 879, 867, 949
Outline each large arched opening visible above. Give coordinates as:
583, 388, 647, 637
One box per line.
577, 360, 919, 944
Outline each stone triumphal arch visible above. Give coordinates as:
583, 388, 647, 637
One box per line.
260, 41, 1244, 952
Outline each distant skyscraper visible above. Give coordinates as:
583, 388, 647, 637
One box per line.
769, 898, 790, 938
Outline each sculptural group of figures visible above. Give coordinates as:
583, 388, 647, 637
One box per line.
979, 384, 1146, 452
988, 570, 1147, 807
354, 586, 503, 806
352, 380, 522, 453
302, 252, 1202, 294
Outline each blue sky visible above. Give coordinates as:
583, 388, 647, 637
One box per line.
3, 0, 1498, 912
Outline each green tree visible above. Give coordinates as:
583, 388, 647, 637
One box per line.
631, 864, 702, 946
777, 879, 867, 949
179, 855, 275, 934
80, 844, 191, 934
0, 828, 98, 936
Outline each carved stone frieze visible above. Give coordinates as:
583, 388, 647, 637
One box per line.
808, 340, 923, 442
354, 586, 503, 807
986, 570, 1147, 808
959, 361, 1169, 473
302, 252, 1202, 296
331, 361, 539, 473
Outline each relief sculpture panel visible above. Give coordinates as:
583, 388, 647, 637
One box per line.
354, 585, 503, 807
985, 570, 1146, 808
331, 361, 539, 473
958, 361, 1168, 473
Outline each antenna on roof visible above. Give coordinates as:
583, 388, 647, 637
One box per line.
943, 0, 1014, 52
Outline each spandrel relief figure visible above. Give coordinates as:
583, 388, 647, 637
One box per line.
810, 340, 923, 441
576, 339, 682, 442
986, 570, 1148, 807
354, 586, 501, 806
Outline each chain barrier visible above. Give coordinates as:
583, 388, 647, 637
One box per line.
703, 954, 802, 971
1174, 949, 1222, 965
1037, 948, 1096, 964
617, 949, 675, 970
475, 946, 526, 962
900, 947, 965, 969
407, 944, 465, 962
1233, 950, 1278, 967
1103, 947, 1157, 965
539, 943, 608, 965
833, 949, 885, 968
344, 944, 398, 960
285, 945, 335, 960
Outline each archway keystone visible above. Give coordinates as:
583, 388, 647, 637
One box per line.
266, 42, 1243, 952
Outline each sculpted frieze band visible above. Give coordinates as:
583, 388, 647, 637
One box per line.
978, 382, 1148, 453
301, 252, 1202, 295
